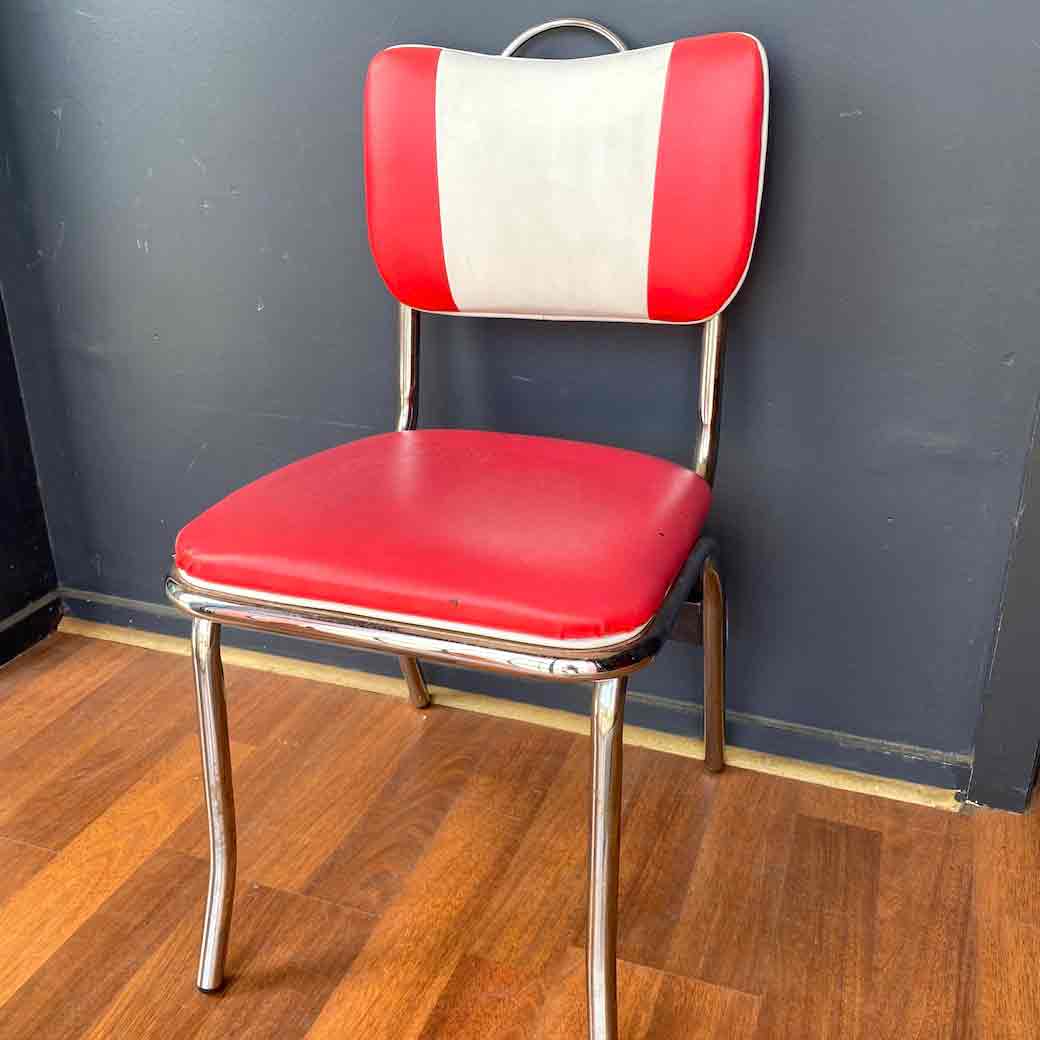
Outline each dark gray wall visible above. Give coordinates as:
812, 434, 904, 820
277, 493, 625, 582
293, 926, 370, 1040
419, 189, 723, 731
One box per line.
1, 2, 1038, 786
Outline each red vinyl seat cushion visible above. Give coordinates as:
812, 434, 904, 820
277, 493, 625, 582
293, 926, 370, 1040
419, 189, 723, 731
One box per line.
175, 430, 711, 644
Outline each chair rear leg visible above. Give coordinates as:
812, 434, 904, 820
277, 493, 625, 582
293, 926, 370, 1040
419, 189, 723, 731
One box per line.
587, 676, 627, 1040
399, 655, 431, 708
702, 557, 726, 773
192, 619, 237, 992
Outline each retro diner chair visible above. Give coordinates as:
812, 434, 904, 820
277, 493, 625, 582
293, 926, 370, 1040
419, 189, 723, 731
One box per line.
166, 19, 767, 1040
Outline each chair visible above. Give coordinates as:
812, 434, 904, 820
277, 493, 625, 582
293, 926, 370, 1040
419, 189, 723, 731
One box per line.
166, 18, 767, 1040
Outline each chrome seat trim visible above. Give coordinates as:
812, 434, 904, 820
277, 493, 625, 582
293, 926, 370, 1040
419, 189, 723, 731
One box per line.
168, 566, 653, 652
165, 537, 715, 683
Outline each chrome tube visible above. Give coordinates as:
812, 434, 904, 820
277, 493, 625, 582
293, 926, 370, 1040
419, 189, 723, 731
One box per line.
395, 306, 429, 705
397, 304, 420, 432
192, 619, 237, 992
166, 542, 712, 684
702, 557, 727, 772
399, 654, 431, 708
587, 676, 626, 1040
502, 18, 627, 57
693, 313, 727, 485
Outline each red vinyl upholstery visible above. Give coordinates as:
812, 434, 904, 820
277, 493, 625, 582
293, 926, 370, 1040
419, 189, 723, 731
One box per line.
175, 431, 711, 645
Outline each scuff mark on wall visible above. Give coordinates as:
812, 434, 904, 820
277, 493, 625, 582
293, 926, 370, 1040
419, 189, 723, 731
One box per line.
50, 104, 63, 151
186, 442, 209, 474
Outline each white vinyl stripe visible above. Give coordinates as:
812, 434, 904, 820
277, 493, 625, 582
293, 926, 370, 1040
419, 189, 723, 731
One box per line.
435, 45, 673, 319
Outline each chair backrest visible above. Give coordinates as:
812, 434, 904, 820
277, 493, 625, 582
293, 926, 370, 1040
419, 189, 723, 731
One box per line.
364, 30, 768, 324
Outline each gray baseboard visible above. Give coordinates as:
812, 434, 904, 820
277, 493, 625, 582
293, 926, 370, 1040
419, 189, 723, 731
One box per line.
61, 587, 972, 792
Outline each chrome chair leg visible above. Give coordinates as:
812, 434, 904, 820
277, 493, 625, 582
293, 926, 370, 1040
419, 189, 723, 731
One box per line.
192, 619, 237, 992
587, 676, 626, 1040
702, 556, 726, 773
399, 655, 431, 708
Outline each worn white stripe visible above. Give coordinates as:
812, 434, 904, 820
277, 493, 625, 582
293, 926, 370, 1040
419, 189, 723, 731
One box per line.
435, 45, 672, 319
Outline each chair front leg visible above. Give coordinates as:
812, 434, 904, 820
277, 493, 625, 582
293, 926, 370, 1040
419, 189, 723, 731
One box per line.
191, 619, 237, 992
587, 676, 627, 1040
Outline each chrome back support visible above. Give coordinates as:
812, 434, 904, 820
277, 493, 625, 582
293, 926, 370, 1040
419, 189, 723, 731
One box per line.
501, 17, 628, 57
394, 304, 726, 485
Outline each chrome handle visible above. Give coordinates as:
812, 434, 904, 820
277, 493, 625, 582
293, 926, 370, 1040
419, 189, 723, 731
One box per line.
501, 18, 627, 57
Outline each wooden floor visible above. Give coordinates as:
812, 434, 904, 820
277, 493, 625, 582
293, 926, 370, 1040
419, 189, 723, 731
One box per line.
0, 634, 1035, 1039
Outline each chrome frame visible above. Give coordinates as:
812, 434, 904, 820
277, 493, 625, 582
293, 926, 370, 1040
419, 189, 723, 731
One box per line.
694, 314, 727, 483
502, 17, 628, 57
399, 654, 431, 708
588, 676, 626, 1040
166, 532, 712, 683
396, 304, 421, 433
171, 19, 731, 1040
396, 304, 429, 708
192, 619, 236, 993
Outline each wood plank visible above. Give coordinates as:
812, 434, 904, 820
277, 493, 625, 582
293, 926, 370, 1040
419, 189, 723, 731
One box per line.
559, 744, 716, 970
0, 850, 208, 1038
416, 955, 548, 1039
305, 707, 489, 914
81, 878, 375, 1040
753, 814, 880, 1039
0, 652, 174, 821
0, 734, 254, 1006
0, 835, 54, 902
217, 666, 344, 749
970, 804, 1040, 1040
754, 902, 868, 1039
662, 768, 800, 994
973, 803, 1040, 923
302, 723, 574, 1040
0, 635, 142, 756
868, 814, 975, 1039
975, 916, 1040, 1040
798, 778, 951, 836
647, 971, 761, 1039
609, 747, 716, 968
0, 651, 336, 852
0, 652, 193, 849
798, 776, 976, 1038
781, 815, 881, 920
466, 738, 592, 972
419, 947, 667, 1040
166, 684, 428, 891
0, 630, 86, 694
5, 635, 1040, 1037
533, 948, 664, 1040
